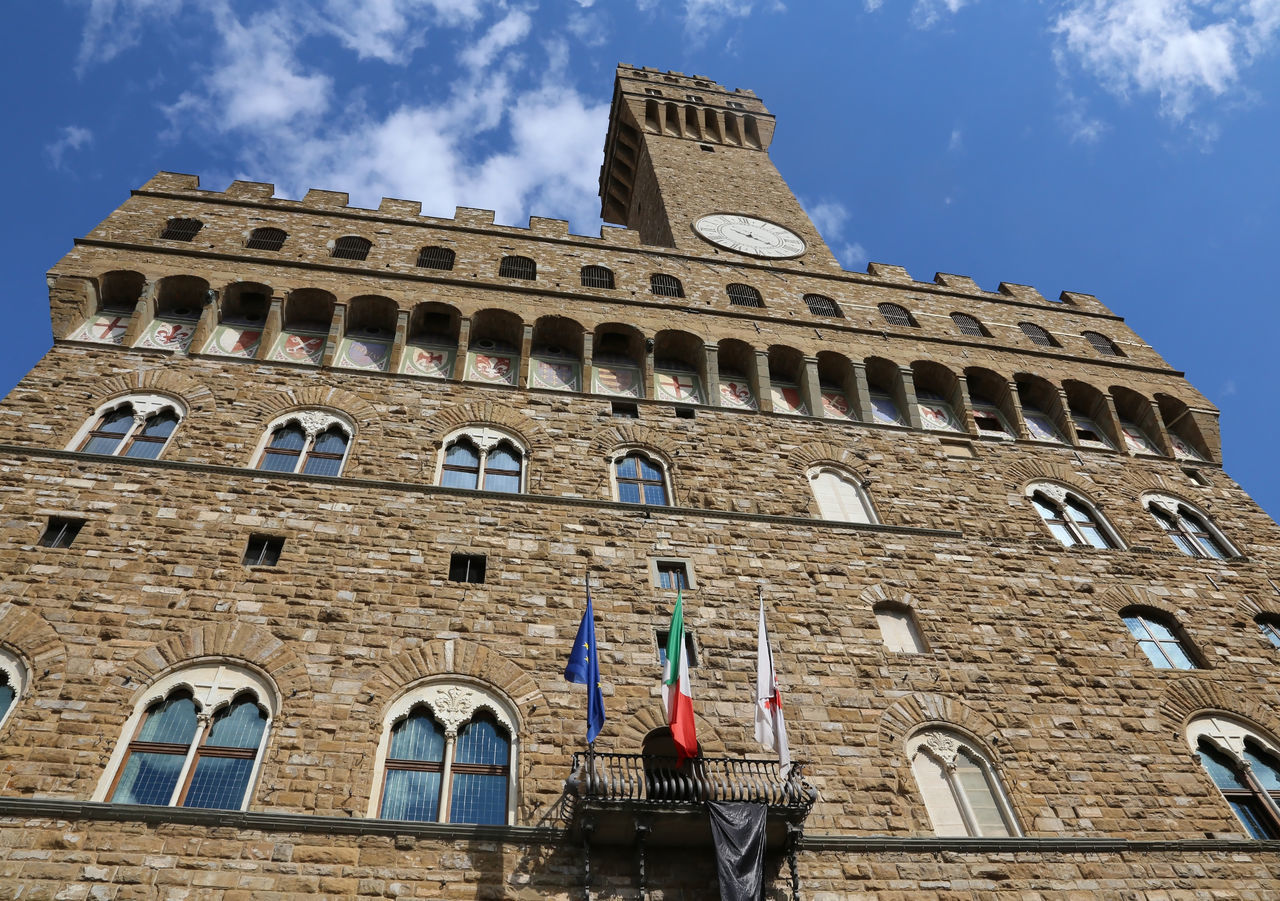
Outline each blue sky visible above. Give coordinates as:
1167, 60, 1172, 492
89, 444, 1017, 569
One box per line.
6, 0, 1279, 520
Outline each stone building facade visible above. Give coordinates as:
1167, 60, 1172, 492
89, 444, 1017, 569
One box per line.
0, 64, 1278, 899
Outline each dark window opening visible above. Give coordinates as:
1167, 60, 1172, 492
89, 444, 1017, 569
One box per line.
333, 236, 372, 261
656, 628, 698, 668
417, 246, 456, 270
878, 303, 915, 327
804, 294, 841, 317
246, 227, 287, 251
675, 406, 696, 420
650, 274, 684, 298
581, 265, 615, 289
951, 312, 986, 336
973, 410, 1005, 434
449, 553, 487, 584
39, 517, 84, 549
1019, 322, 1057, 347
726, 283, 763, 308
160, 218, 203, 241
656, 561, 690, 591
699, 144, 715, 153
243, 534, 284, 567
499, 256, 536, 280
611, 402, 639, 419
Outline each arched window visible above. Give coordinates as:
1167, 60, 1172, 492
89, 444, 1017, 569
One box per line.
1019, 322, 1057, 347
332, 236, 372, 261
1083, 331, 1122, 356
650, 274, 685, 298
245, 227, 287, 251
907, 730, 1019, 837
1144, 494, 1235, 559
1257, 615, 1280, 650
613, 452, 669, 505
372, 682, 517, 825
1187, 716, 1280, 839
875, 603, 927, 654
255, 412, 353, 477
438, 428, 525, 494
1121, 608, 1199, 669
160, 218, 203, 241
1025, 484, 1120, 549
580, 265, 615, 289
726, 283, 763, 308
804, 294, 841, 317
75, 395, 184, 460
950, 312, 986, 336
100, 663, 276, 811
416, 246, 456, 270
0, 648, 28, 732
808, 466, 876, 524
878, 303, 916, 327
498, 256, 536, 280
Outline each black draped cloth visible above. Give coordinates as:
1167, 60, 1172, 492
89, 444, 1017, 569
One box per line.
707, 801, 767, 901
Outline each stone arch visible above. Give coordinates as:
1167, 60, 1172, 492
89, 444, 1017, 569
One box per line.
1005, 459, 1096, 496
859, 584, 918, 609
59, 368, 213, 448
116, 622, 311, 707
0, 603, 66, 681
431, 402, 543, 449
1236, 595, 1280, 620
1095, 584, 1188, 619
876, 692, 1002, 757
588, 424, 678, 464
247, 386, 382, 440
1158, 677, 1280, 741
613, 704, 727, 755
789, 441, 868, 475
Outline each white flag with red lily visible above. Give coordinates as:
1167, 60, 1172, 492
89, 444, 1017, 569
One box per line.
661, 588, 698, 764
754, 591, 791, 769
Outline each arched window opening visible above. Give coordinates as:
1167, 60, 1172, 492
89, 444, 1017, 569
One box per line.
964, 369, 1017, 439
101, 664, 276, 811
1019, 322, 1057, 347
653, 330, 705, 404
256, 413, 352, 477
332, 236, 372, 261
416, 246, 456, 271
498, 255, 536, 280
808, 466, 876, 524
650, 274, 685, 298
768, 346, 807, 415
77, 396, 184, 460
1016, 377, 1068, 444
1156, 394, 1211, 462
804, 294, 841, 317
874, 603, 927, 654
878, 303, 916, 328
593, 325, 646, 399
135, 275, 205, 352
372, 683, 517, 825
439, 428, 526, 494
0, 649, 28, 732
100, 270, 146, 313
716, 339, 757, 410
726, 283, 763, 308
401, 303, 459, 379
912, 362, 965, 433
1026, 485, 1119, 549
1121, 608, 1200, 670
246, 227, 287, 251
950, 312, 986, 337
160, 218, 203, 241
1083, 331, 1123, 356
529, 316, 584, 393
466, 310, 522, 387
1187, 716, 1280, 839
1146, 498, 1233, 559
865, 357, 904, 426
816, 351, 857, 420
614, 452, 669, 505
338, 295, 397, 372
268, 288, 334, 366
580, 265, 615, 289
907, 730, 1019, 837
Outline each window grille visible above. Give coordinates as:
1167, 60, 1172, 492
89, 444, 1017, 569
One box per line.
726, 283, 763, 308
498, 256, 536, 280
39, 517, 84, 549
581, 265, 615, 289
449, 553, 486, 584
1019, 322, 1055, 346
878, 303, 915, 327
332, 236, 372, 261
416, 246, 456, 270
950, 312, 985, 336
804, 294, 841, 317
1083, 331, 1122, 356
650, 274, 684, 298
245, 228, 287, 251
160, 218, 203, 241
243, 534, 284, 567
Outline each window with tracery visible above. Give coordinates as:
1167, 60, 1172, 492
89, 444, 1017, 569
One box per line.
1145, 495, 1235, 559
0, 649, 27, 732
1026, 484, 1120, 549
372, 683, 517, 825
256, 412, 352, 477
101, 663, 275, 811
907, 730, 1019, 837
439, 428, 525, 494
1187, 715, 1280, 839
75, 395, 184, 460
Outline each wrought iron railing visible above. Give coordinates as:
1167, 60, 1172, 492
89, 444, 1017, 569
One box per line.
568, 752, 814, 810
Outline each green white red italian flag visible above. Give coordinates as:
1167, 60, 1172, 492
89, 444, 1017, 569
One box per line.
661, 588, 698, 764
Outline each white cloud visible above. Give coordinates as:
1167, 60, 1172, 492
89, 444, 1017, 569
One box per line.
459, 8, 533, 69
321, 0, 487, 63
801, 199, 868, 269
912, 0, 972, 29
73, 0, 183, 74
864, 0, 884, 10
46, 125, 94, 169
948, 127, 963, 151
683, 0, 782, 40
1058, 90, 1109, 143
1054, 0, 1280, 119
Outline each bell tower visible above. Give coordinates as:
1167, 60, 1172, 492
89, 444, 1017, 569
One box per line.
599, 65, 841, 269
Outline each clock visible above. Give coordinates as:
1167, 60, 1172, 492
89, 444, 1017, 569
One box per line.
693, 214, 806, 258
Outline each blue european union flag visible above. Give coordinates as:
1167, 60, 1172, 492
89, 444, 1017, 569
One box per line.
564, 585, 606, 744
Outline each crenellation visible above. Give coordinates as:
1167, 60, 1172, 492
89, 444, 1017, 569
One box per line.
998, 281, 1048, 303
301, 188, 351, 210
453, 207, 496, 227
225, 180, 277, 201
934, 272, 980, 292
376, 197, 422, 217
866, 262, 913, 282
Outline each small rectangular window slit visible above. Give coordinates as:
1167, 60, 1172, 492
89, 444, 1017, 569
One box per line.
449, 553, 486, 584
243, 534, 284, 567
39, 517, 84, 549
656, 628, 699, 668
611, 402, 640, 419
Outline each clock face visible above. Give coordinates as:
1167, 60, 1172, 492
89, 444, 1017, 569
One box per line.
693, 214, 806, 258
